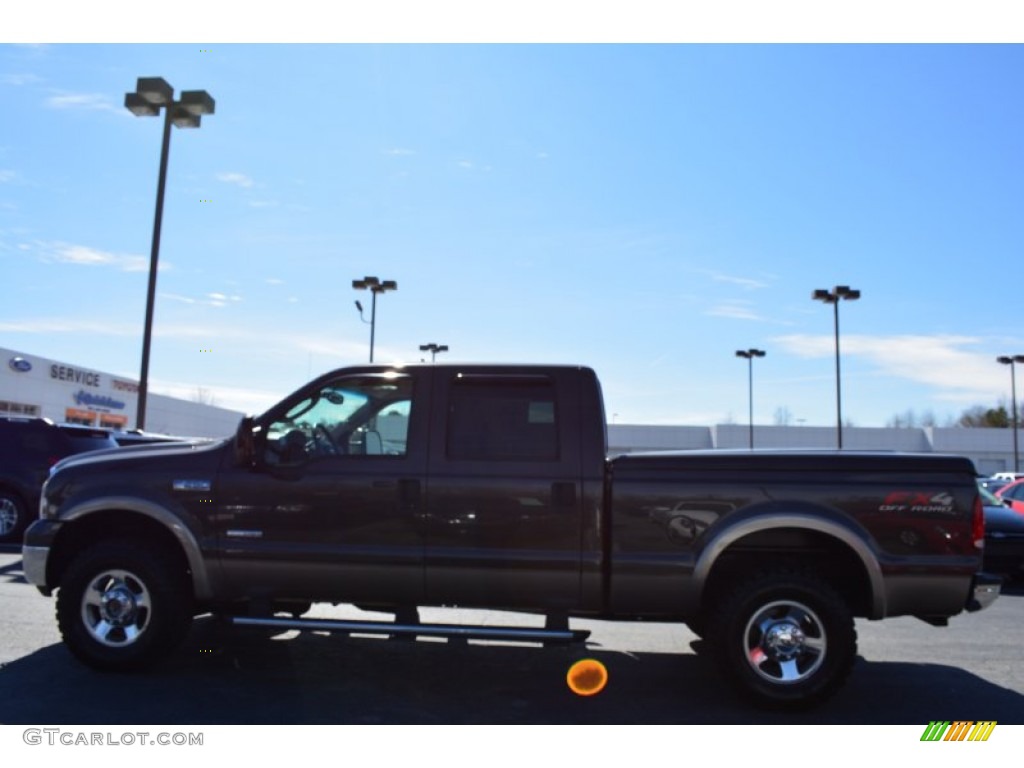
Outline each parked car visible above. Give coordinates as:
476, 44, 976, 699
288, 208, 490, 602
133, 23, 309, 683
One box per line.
995, 478, 1024, 514
978, 476, 1010, 495
980, 484, 1024, 582
0, 418, 119, 543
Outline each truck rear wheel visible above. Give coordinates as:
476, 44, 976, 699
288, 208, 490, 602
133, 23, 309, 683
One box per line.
56, 540, 193, 672
709, 569, 856, 709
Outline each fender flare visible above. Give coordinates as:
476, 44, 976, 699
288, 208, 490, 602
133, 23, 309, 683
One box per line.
58, 496, 216, 601
693, 510, 887, 618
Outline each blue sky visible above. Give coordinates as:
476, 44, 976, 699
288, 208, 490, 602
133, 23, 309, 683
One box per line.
2, 41, 1023, 427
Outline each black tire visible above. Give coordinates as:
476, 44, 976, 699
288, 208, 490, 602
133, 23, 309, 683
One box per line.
708, 569, 857, 709
0, 490, 28, 544
56, 540, 193, 672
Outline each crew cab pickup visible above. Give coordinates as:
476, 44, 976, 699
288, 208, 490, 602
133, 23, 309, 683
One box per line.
22, 364, 1000, 708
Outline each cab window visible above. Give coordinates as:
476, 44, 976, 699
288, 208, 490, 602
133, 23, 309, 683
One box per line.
264, 374, 412, 466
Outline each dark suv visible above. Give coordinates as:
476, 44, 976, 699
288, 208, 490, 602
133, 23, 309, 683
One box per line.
0, 418, 118, 543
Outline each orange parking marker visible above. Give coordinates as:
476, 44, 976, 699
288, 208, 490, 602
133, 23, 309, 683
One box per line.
567, 658, 608, 696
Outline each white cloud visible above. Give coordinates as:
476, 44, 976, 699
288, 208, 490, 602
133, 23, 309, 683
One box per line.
706, 300, 763, 321
0, 319, 141, 336
37, 242, 155, 272
46, 92, 118, 112
457, 160, 473, 169
216, 172, 255, 188
384, 148, 414, 156
160, 293, 197, 305
0, 170, 16, 183
698, 269, 771, 290
265, 278, 284, 285
773, 333, 1006, 403
1, 73, 43, 86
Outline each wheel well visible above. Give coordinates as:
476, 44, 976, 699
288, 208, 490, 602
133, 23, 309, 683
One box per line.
701, 527, 874, 619
48, 510, 192, 593
0, 483, 29, 506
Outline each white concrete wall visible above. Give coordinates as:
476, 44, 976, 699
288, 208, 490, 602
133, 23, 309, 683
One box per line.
609, 422, 1024, 475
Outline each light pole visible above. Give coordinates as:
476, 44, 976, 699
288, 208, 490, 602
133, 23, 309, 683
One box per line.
126, 77, 215, 430
735, 349, 766, 449
997, 355, 1024, 472
352, 276, 397, 363
813, 285, 860, 449
419, 343, 448, 363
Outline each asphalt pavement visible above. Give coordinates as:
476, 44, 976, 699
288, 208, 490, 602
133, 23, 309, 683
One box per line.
1, 546, 1021, 725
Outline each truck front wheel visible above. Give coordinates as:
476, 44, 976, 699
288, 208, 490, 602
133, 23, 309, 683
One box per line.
709, 569, 856, 709
56, 540, 193, 672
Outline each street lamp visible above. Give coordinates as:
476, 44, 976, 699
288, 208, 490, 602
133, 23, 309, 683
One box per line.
419, 343, 449, 363
126, 77, 215, 430
812, 285, 861, 449
996, 355, 1024, 472
735, 349, 766, 449
352, 276, 397, 363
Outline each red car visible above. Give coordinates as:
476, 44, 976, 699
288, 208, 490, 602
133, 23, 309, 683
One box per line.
995, 477, 1024, 514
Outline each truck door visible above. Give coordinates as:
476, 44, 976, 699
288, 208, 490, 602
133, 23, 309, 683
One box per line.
215, 370, 429, 606
423, 369, 584, 610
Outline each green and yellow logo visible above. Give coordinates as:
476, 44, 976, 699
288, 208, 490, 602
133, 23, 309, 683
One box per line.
920, 721, 997, 742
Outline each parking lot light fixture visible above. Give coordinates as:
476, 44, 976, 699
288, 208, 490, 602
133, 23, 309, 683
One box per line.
125, 77, 214, 431
812, 285, 861, 449
997, 355, 1024, 472
419, 343, 449, 363
735, 349, 766, 449
352, 276, 398, 363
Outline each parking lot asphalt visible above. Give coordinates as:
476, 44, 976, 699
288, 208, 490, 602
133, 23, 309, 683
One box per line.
1, 546, 1021, 725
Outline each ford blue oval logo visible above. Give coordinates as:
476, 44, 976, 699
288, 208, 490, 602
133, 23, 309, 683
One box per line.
8, 357, 32, 373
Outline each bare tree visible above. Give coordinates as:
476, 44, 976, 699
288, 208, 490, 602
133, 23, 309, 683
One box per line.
191, 386, 218, 407
773, 406, 793, 426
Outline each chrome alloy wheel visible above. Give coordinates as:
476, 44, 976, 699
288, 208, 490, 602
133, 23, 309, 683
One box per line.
80, 569, 152, 647
0, 497, 18, 537
743, 599, 827, 684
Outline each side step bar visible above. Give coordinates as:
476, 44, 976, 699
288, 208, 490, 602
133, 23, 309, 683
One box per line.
230, 615, 590, 644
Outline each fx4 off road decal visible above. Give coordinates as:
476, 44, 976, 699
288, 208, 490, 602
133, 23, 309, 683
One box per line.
880, 491, 955, 514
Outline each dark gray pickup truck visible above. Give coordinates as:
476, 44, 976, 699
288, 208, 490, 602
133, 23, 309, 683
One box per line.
22, 364, 1000, 708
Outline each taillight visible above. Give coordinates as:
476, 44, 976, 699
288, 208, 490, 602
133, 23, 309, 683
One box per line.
973, 494, 985, 550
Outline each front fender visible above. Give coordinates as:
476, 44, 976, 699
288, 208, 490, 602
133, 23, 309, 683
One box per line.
53, 496, 217, 601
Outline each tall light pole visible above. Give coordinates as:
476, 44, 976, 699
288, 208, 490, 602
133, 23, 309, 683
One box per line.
735, 349, 766, 449
419, 343, 448, 363
997, 355, 1024, 472
813, 285, 860, 449
125, 77, 215, 430
352, 276, 397, 363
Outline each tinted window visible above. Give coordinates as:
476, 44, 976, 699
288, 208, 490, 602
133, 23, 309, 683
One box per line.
446, 378, 558, 461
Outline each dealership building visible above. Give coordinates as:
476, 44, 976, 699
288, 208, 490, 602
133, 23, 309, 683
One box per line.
1, 346, 244, 438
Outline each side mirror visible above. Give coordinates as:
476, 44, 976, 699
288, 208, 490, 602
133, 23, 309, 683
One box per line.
234, 416, 256, 467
